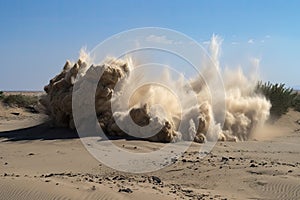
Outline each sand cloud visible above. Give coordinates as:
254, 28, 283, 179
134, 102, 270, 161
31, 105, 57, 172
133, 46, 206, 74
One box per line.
41, 35, 271, 143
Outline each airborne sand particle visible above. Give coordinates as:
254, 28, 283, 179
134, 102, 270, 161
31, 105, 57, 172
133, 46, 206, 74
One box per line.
40, 36, 271, 143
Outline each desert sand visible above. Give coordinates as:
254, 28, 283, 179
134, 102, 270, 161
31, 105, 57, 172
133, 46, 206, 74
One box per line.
0, 96, 300, 200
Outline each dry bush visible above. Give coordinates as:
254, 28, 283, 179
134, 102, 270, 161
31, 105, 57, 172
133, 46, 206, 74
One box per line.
1, 94, 39, 108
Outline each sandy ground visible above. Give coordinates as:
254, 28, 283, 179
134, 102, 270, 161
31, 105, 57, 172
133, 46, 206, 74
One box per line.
0, 101, 300, 199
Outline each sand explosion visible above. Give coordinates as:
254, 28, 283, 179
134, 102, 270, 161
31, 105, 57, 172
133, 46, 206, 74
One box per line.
40, 36, 271, 143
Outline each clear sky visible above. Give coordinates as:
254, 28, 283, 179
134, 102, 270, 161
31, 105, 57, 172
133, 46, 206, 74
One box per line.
0, 0, 299, 90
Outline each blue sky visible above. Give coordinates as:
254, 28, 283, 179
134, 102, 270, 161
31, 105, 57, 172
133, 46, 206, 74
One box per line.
0, 0, 299, 90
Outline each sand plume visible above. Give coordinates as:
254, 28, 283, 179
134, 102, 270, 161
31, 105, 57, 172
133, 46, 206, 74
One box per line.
41, 36, 271, 143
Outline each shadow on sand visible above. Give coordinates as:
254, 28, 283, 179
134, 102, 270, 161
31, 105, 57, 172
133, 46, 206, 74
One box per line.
0, 122, 148, 142
0, 123, 79, 141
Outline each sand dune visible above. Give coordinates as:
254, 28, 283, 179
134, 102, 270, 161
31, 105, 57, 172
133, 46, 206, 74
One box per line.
0, 103, 300, 199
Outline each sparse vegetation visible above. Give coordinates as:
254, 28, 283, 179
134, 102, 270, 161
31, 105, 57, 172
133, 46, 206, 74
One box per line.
292, 94, 300, 112
0, 93, 39, 108
0, 91, 4, 99
256, 81, 300, 120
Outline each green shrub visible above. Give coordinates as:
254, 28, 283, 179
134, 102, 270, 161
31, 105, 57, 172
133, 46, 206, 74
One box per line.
2, 94, 39, 107
256, 82, 298, 120
292, 94, 300, 112
0, 91, 3, 99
